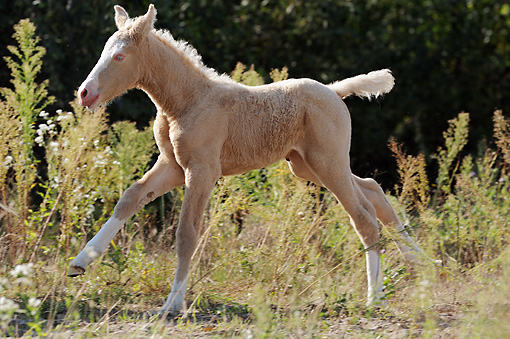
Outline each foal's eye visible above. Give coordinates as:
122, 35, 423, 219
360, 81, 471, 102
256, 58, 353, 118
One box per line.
114, 54, 125, 61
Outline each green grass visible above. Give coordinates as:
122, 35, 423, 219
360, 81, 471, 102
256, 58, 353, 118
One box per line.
1, 19, 510, 338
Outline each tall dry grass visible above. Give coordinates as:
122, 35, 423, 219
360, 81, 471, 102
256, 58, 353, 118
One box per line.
1, 19, 509, 337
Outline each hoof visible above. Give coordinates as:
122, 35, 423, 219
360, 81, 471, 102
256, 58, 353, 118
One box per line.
157, 304, 184, 316
160, 291, 186, 315
157, 309, 180, 317
366, 295, 388, 309
367, 298, 388, 308
68, 265, 85, 277
144, 308, 165, 319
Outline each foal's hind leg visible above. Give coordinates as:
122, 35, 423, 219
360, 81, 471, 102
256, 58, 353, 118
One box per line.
299, 150, 385, 304
353, 175, 427, 266
68, 155, 185, 276
288, 150, 429, 266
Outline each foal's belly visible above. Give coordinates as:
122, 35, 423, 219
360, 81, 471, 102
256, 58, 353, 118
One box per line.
219, 140, 292, 176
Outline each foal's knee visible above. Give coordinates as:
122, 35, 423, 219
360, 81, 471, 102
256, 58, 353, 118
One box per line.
113, 182, 152, 220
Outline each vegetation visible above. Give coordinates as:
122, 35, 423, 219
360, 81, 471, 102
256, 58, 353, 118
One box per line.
1, 18, 510, 338
1, 1, 510, 185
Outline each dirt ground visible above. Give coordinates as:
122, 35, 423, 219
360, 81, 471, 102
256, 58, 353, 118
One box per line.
7, 300, 465, 338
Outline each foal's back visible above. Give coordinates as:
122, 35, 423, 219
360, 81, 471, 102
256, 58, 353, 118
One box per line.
207, 78, 347, 175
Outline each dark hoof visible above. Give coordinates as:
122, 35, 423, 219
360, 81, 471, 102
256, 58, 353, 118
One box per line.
67, 265, 85, 277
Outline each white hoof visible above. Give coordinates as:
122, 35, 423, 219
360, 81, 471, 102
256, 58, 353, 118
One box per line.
159, 292, 186, 314
69, 246, 100, 274
367, 286, 387, 308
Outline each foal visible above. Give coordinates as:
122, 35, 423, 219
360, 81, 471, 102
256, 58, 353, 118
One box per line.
69, 4, 425, 312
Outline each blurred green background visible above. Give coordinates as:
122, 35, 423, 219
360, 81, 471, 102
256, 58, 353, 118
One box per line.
1, 0, 509, 187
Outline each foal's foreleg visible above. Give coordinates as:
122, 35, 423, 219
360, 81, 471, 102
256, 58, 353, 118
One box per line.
160, 165, 219, 313
68, 156, 184, 276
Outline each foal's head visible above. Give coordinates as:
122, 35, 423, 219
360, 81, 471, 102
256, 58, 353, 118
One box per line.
78, 5, 156, 108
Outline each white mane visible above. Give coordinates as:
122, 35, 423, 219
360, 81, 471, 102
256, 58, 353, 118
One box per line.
153, 29, 234, 83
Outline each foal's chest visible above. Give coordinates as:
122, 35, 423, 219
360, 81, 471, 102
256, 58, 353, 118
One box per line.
166, 112, 227, 168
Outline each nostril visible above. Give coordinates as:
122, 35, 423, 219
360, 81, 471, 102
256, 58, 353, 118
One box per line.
80, 88, 88, 99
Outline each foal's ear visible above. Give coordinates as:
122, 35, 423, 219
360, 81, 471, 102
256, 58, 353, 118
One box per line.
114, 5, 130, 29
130, 4, 157, 41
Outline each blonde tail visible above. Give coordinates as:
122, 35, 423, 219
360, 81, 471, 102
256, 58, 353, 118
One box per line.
327, 69, 395, 100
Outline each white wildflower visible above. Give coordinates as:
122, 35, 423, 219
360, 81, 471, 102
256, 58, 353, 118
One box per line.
27, 297, 41, 315
9, 263, 33, 277
56, 111, 72, 122
72, 186, 83, 201
86, 204, 95, 218
0, 297, 21, 322
39, 111, 49, 118
51, 176, 61, 189
3, 155, 13, 168
28, 297, 41, 308
49, 141, 59, 154
93, 154, 109, 168
35, 135, 44, 146
245, 329, 254, 339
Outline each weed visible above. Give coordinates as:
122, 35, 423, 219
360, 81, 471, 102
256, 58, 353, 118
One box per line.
434, 112, 470, 196
0, 19, 54, 261
1, 19, 510, 338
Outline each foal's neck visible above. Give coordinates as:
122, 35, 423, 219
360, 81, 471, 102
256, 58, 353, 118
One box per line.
138, 34, 212, 117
